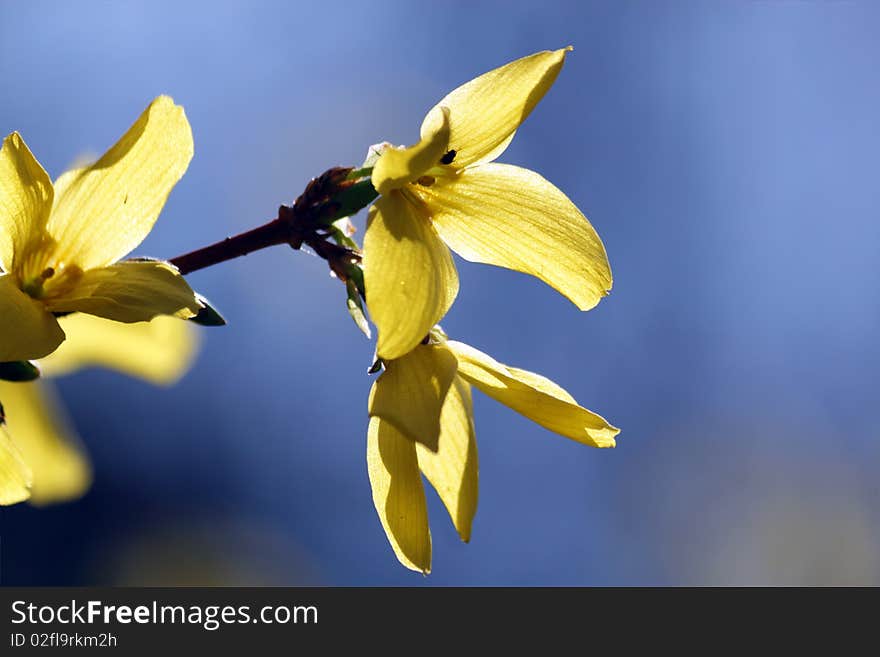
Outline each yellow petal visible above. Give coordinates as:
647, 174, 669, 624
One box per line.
372, 107, 451, 196
447, 340, 619, 448
0, 274, 65, 361
45, 260, 203, 323
416, 376, 478, 542
367, 416, 431, 573
363, 193, 459, 360
421, 48, 570, 168
48, 96, 193, 270
0, 132, 54, 272
418, 163, 612, 311
41, 314, 198, 385
0, 380, 91, 505
0, 422, 32, 505
368, 343, 458, 451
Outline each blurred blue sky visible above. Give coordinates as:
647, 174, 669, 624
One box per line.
1, 1, 878, 585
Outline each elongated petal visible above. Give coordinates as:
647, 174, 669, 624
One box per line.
447, 340, 619, 447
0, 380, 91, 505
0, 132, 54, 272
0, 274, 65, 361
421, 48, 570, 168
48, 96, 193, 269
368, 344, 458, 451
419, 163, 612, 311
363, 193, 459, 360
41, 314, 198, 385
372, 108, 450, 196
367, 416, 431, 573
416, 376, 478, 542
0, 423, 32, 505
45, 260, 203, 323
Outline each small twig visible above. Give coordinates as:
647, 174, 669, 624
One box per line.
169, 167, 372, 278
169, 218, 294, 275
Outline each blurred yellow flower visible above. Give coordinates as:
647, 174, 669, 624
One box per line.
0, 96, 203, 362
0, 414, 31, 505
366, 331, 619, 573
364, 48, 613, 360
0, 314, 198, 505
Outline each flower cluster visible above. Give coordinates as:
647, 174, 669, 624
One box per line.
361, 48, 618, 572
0, 49, 619, 574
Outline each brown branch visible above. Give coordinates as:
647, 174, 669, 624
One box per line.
169, 218, 293, 275
168, 167, 365, 276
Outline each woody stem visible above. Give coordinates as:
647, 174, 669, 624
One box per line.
169, 218, 293, 275
167, 167, 378, 277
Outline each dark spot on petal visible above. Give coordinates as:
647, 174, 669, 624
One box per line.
440, 149, 457, 165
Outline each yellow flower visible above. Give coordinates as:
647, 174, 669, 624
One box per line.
0, 96, 203, 363
363, 48, 613, 360
0, 418, 31, 505
366, 331, 619, 573
0, 313, 198, 505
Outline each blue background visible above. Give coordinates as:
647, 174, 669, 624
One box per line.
2, 0, 878, 585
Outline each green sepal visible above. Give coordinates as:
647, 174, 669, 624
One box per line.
346, 261, 366, 299
346, 279, 371, 339
360, 143, 390, 169
327, 219, 360, 252
189, 295, 227, 326
367, 357, 384, 375
0, 360, 41, 382
320, 178, 378, 226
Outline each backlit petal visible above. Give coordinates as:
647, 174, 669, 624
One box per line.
367, 416, 431, 573
41, 314, 198, 385
0, 132, 54, 272
0, 380, 91, 505
419, 163, 612, 311
48, 96, 193, 269
0, 423, 32, 505
421, 48, 570, 168
368, 343, 458, 452
0, 274, 65, 361
45, 260, 203, 323
363, 193, 459, 360
372, 107, 451, 196
447, 340, 619, 448
416, 376, 478, 542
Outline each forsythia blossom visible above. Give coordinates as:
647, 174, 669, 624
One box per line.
0, 96, 203, 362
0, 314, 198, 505
364, 48, 613, 360
0, 51, 619, 577
367, 329, 619, 573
